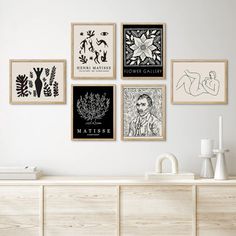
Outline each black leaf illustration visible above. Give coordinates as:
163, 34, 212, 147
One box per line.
43, 82, 52, 97
49, 66, 56, 86
45, 68, 50, 77
53, 81, 59, 97
16, 74, 29, 97
28, 80, 33, 88
30, 71, 33, 79
43, 77, 47, 82
79, 55, 88, 64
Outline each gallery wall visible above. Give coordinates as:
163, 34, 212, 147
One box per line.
0, 0, 235, 175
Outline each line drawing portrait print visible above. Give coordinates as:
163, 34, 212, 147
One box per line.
124, 28, 163, 67
123, 87, 163, 138
176, 70, 220, 97
77, 92, 110, 125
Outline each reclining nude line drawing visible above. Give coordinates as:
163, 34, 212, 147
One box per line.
176, 70, 220, 97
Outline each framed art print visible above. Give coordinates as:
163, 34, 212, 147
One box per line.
10, 60, 66, 104
72, 85, 116, 140
121, 23, 166, 79
171, 60, 228, 104
121, 84, 166, 141
71, 23, 116, 79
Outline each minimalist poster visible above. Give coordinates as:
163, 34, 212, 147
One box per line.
72, 23, 116, 79
172, 60, 228, 104
122, 23, 165, 79
122, 85, 166, 141
72, 85, 115, 140
10, 60, 66, 104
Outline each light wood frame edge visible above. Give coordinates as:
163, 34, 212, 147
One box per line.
120, 84, 166, 141
171, 59, 228, 105
9, 59, 67, 105
117, 185, 120, 236
39, 185, 44, 236
71, 84, 116, 141
71, 23, 116, 80
192, 185, 197, 236
121, 22, 166, 80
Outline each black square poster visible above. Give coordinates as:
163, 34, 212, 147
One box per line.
72, 85, 115, 140
122, 23, 165, 79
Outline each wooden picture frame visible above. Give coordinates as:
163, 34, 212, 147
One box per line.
71, 23, 116, 80
71, 84, 116, 141
10, 59, 66, 104
121, 84, 166, 141
121, 23, 166, 80
171, 59, 228, 104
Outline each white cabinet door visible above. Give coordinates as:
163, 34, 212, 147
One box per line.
120, 186, 193, 236
197, 186, 236, 236
0, 186, 41, 236
44, 186, 118, 236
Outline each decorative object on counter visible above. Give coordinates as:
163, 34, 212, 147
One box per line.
71, 23, 116, 79
121, 84, 166, 141
72, 84, 116, 140
0, 166, 41, 180
10, 60, 66, 104
156, 153, 178, 173
145, 153, 195, 180
171, 60, 228, 104
214, 115, 229, 180
199, 139, 215, 178
121, 23, 166, 79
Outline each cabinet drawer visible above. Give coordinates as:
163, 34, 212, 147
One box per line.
44, 186, 118, 236
197, 186, 236, 236
120, 185, 193, 236
0, 186, 40, 236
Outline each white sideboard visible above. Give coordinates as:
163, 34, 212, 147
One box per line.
1, 176, 236, 236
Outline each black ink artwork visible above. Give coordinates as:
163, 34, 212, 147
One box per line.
122, 24, 165, 78
96, 38, 108, 47
72, 24, 115, 79
53, 81, 59, 97
16, 74, 29, 97
176, 70, 220, 97
14, 64, 61, 100
122, 86, 165, 140
78, 30, 109, 65
43, 82, 52, 97
34, 68, 43, 97
72, 85, 115, 140
49, 66, 56, 86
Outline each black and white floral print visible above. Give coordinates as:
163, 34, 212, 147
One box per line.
124, 28, 163, 67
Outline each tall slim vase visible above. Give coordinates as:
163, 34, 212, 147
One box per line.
214, 149, 229, 180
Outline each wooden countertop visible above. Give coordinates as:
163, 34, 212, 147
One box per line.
0, 176, 236, 185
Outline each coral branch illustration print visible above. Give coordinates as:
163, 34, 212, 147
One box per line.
72, 85, 115, 140
122, 24, 165, 78
11, 60, 66, 104
77, 92, 110, 125
72, 23, 115, 79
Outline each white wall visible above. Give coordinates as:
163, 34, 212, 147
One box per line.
0, 0, 235, 176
